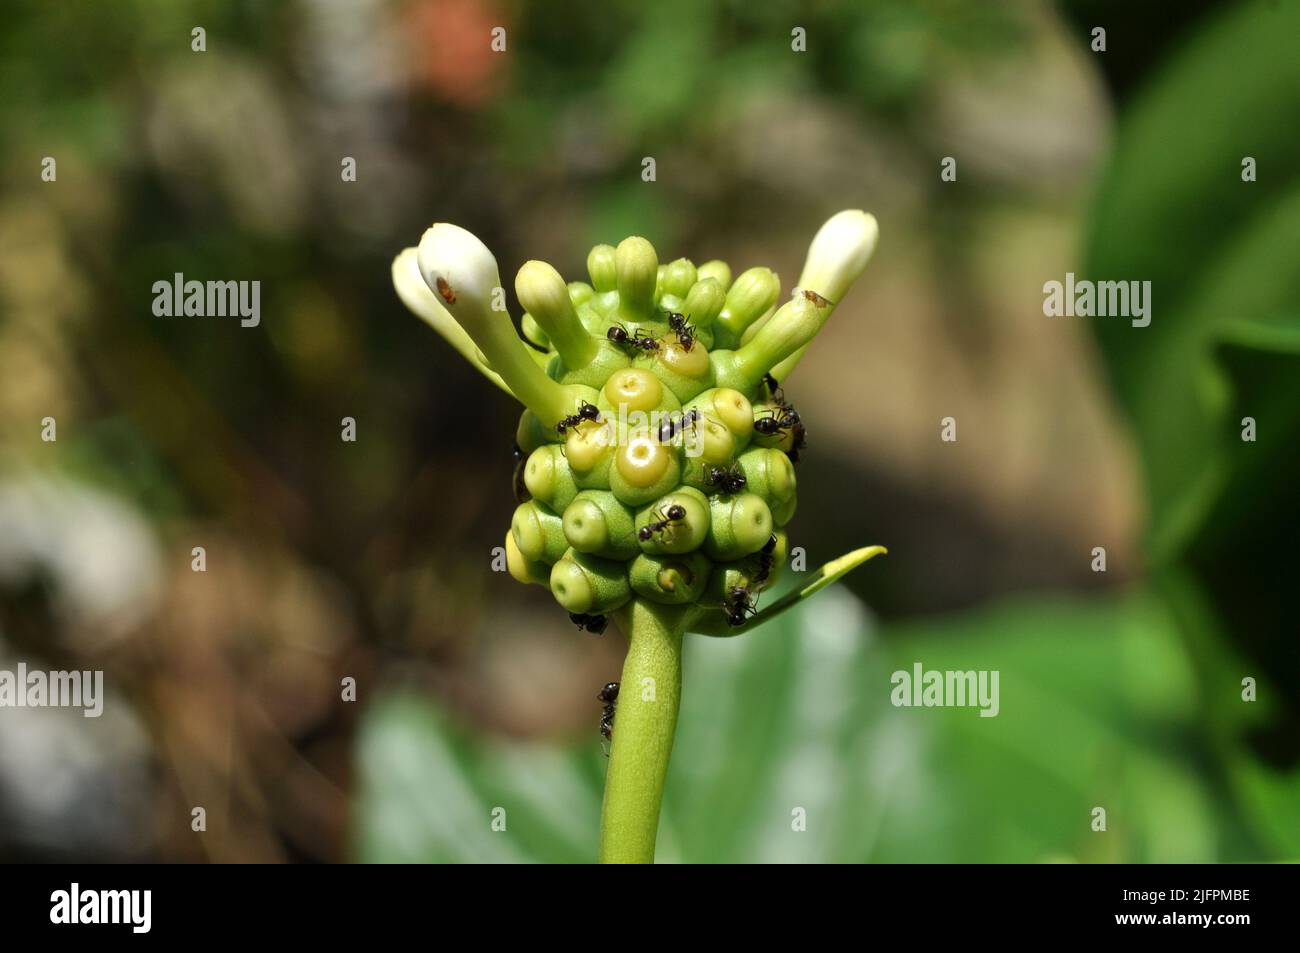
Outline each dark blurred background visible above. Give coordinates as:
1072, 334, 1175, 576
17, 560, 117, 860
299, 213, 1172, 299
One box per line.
1, 0, 1296, 862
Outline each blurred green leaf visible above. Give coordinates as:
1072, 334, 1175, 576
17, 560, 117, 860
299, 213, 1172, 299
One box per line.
1083, 0, 1300, 557
355, 587, 1277, 862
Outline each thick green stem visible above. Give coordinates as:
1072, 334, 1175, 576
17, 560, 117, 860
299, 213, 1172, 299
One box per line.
599, 600, 686, 864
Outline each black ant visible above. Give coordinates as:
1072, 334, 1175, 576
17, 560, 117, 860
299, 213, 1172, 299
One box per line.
556, 401, 601, 435
721, 585, 758, 627
752, 535, 777, 588
753, 410, 791, 437
759, 407, 806, 462
598, 681, 619, 753
607, 324, 661, 357
657, 408, 699, 443
638, 503, 686, 542
761, 374, 806, 462
569, 611, 608, 635
667, 312, 695, 351
771, 403, 806, 462
511, 442, 530, 503
704, 462, 747, 494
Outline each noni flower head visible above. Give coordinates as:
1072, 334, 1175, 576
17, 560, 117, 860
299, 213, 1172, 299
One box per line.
393, 212, 880, 637
394, 211, 883, 864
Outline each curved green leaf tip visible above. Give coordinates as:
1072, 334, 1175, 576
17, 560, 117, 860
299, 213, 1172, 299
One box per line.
691, 544, 887, 637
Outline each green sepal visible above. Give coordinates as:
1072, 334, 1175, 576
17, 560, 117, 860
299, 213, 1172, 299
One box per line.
634, 486, 710, 555
696, 259, 732, 293
736, 446, 796, 508
549, 548, 633, 614
522, 444, 580, 512
628, 550, 712, 605
681, 277, 725, 333
520, 313, 550, 350
587, 244, 617, 292
561, 490, 640, 560
713, 267, 779, 349
689, 545, 886, 637
503, 531, 550, 587
660, 258, 698, 298
510, 500, 568, 564
702, 491, 774, 561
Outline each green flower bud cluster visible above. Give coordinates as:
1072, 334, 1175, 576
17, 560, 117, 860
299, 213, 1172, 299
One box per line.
505, 234, 811, 629
393, 212, 879, 636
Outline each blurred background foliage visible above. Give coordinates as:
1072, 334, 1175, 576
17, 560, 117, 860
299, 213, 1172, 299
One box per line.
0, 0, 1295, 862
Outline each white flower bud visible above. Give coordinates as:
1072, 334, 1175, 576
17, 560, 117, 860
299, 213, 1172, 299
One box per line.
416, 222, 503, 325
796, 210, 878, 305
392, 247, 508, 394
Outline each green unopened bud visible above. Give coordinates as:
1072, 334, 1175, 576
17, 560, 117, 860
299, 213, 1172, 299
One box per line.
736, 447, 796, 505
562, 490, 639, 560
697, 259, 732, 293
714, 267, 780, 349
524, 444, 580, 511
511, 500, 569, 564
550, 549, 632, 613
703, 492, 774, 561
682, 277, 725, 331
616, 237, 659, 322
714, 291, 829, 394
661, 258, 697, 299
771, 493, 797, 527
568, 281, 595, 307
629, 551, 712, 605
588, 244, 617, 292
520, 313, 550, 350
504, 531, 550, 586
516, 260, 598, 368
636, 487, 709, 555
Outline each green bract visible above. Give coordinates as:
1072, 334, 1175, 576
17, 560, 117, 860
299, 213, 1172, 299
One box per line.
394, 211, 885, 863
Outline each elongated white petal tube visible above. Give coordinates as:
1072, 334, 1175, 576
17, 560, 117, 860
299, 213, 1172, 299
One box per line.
770, 210, 879, 381
391, 248, 511, 395
797, 209, 878, 305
